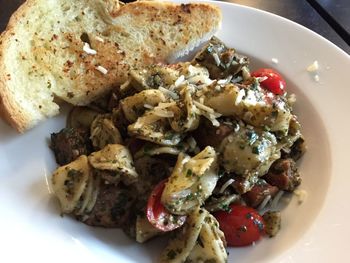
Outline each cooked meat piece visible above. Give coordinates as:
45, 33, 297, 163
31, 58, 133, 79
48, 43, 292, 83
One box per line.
83, 183, 135, 227
263, 158, 301, 192
242, 181, 279, 208
231, 173, 259, 194
50, 127, 93, 166
192, 118, 233, 149
134, 156, 171, 196
282, 137, 307, 161
263, 211, 282, 237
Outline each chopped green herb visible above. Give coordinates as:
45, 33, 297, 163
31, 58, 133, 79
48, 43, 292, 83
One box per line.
186, 169, 193, 177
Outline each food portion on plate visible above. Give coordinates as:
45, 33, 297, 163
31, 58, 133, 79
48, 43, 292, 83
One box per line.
0, 0, 221, 132
50, 37, 306, 262
0, 0, 307, 262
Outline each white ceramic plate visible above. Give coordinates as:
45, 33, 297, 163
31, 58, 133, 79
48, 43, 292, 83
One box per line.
1, 1, 350, 262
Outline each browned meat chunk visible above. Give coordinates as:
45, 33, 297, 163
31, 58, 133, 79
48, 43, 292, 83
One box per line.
242, 181, 279, 208
83, 183, 135, 228
192, 118, 233, 149
50, 127, 92, 166
134, 156, 171, 196
264, 158, 301, 192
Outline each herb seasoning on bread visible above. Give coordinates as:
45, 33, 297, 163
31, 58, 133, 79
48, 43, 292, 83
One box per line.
0, 0, 221, 132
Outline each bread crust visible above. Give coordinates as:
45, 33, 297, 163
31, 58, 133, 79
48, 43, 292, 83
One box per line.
0, 0, 221, 132
0, 0, 38, 132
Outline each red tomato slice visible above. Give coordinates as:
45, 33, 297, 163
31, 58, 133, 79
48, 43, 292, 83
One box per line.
146, 180, 186, 232
214, 204, 265, 247
251, 68, 286, 95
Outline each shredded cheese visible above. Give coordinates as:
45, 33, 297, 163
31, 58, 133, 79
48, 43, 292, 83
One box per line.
174, 75, 185, 87
314, 74, 320, 82
95, 36, 104, 42
83, 42, 97, 55
158, 86, 179, 100
152, 102, 176, 117
210, 118, 220, 127
257, 76, 268, 83
271, 58, 279, 64
212, 52, 221, 66
193, 100, 215, 114
219, 179, 234, 194
217, 75, 232, 85
294, 189, 308, 204
235, 89, 246, 105
270, 190, 284, 209
95, 65, 108, 74
266, 92, 274, 99
258, 195, 271, 211
307, 60, 319, 72
143, 103, 154, 109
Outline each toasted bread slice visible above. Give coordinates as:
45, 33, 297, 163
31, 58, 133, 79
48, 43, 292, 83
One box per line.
0, 0, 221, 132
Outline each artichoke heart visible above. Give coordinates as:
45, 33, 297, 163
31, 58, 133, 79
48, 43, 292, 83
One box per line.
88, 144, 138, 184
161, 146, 219, 215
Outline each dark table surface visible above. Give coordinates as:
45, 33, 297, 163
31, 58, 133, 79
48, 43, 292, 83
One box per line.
0, 0, 349, 54
312, 0, 350, 42
226, 0, 350, 54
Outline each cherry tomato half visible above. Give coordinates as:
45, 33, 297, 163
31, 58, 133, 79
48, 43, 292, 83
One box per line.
214, 204, 265, 247
146, 180, 187, 232
251, 68, 286, 95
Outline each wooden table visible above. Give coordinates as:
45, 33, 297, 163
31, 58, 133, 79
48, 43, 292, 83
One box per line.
1, 0, 349, 54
